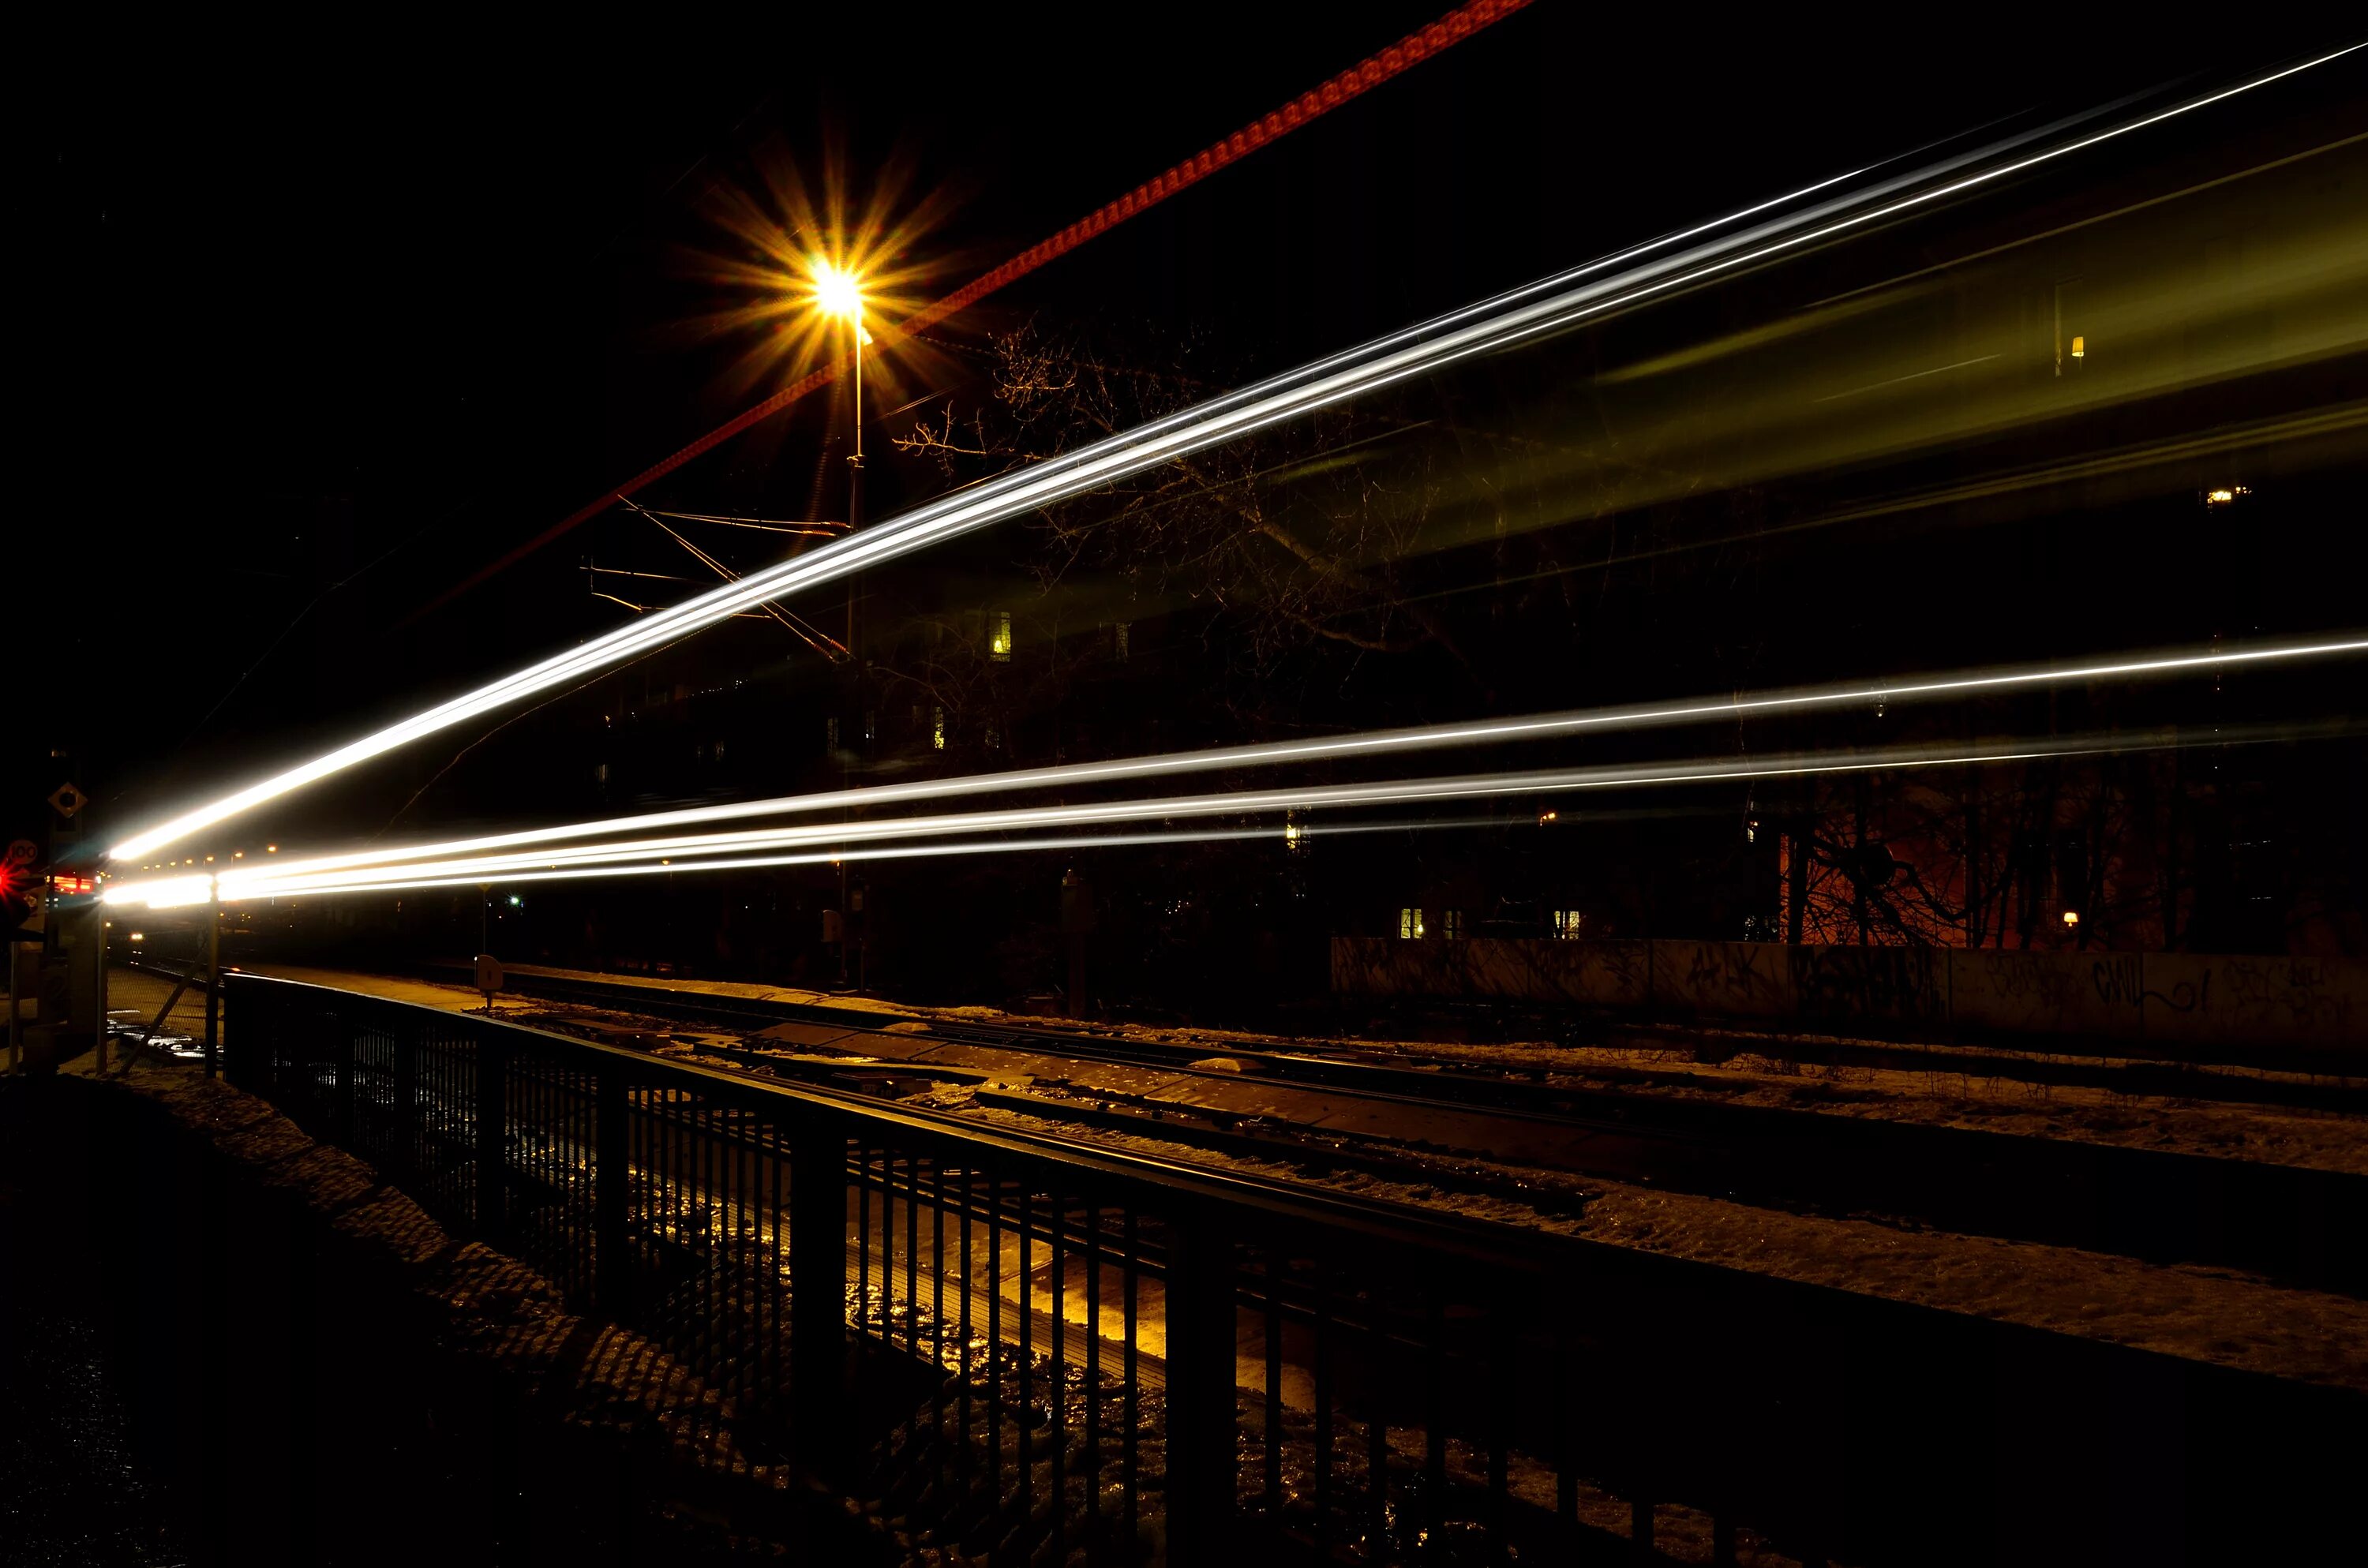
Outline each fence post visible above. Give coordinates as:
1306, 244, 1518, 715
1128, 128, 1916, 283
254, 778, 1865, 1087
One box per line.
788, 1110, 850, 1468
219, 976, 242, 1088
333, 1022, 357, 1143
475, 1031, 509, 1242
1164, 1204, 1239, 1562
392, 1021, 418, 1184
594, 1058, 630, 1312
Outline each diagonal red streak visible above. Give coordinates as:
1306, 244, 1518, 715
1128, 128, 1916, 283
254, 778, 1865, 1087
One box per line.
423, 0, 1532, 616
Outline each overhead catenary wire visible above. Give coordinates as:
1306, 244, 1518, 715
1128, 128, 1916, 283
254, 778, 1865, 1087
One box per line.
624, 498, 848, 658
641, 509, 848, 534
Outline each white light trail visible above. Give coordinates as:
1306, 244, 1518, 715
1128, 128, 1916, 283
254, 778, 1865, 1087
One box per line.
103, 874, 214, 909
105, 45, 2363, 865
204, 632, 2368, 890
168, 818, 1490, 904
102, 728, 2238, 908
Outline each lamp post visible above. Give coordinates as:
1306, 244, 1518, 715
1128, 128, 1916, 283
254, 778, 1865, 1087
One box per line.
807, 260, 869, 987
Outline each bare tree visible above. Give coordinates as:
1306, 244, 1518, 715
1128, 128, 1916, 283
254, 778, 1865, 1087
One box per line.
897, 321, 1476, 724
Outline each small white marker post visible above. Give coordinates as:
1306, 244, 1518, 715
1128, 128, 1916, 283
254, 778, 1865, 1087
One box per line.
474, 952, 504, 1015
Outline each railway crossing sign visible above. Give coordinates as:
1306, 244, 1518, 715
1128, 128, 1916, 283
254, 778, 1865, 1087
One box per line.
47, 782, 88, 820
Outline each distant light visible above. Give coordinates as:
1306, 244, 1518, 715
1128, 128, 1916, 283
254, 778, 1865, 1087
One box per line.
2062, 910, 2080, 926
128, 932, 144, 941
205, 855, 215, 863
1538, 810, 1558, 824
507, 894, 522, 907
2204, 485, 2249, 507
233, 851, 244, 859
266, 844, 279, 852
2069, 335, 2085, 359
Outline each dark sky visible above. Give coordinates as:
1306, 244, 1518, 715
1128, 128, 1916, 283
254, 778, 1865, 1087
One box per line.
14, 6, 2346, 851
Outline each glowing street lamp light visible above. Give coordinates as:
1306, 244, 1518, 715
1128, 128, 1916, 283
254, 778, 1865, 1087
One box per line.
808, 259, 865, 324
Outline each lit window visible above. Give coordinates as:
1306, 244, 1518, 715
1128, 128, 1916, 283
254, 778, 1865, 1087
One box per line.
1284, 810, 1309, 857
1553, 910, 1584, 940
932, 707, 946, 750
2062, 910, 2081, 928
1441, 908, 1463, 940
2069, 335, 2085, 359
990, 611, 1013, 662
1399, 907, 1425, 940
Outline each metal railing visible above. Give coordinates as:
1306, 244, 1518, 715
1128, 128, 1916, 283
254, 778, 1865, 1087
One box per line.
222, 972, 2328, 1566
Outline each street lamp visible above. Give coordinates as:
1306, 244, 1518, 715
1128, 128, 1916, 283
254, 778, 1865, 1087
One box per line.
804, 256, 870, 987
804, 256, 870, 467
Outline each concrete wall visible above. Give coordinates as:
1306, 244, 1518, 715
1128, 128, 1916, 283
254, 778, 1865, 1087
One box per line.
1332, 937, 2368, 1058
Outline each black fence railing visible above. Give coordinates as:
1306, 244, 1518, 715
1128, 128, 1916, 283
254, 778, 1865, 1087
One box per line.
223, 974, 2353, 1566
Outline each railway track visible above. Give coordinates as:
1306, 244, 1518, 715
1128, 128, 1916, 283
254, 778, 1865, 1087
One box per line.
437, 962, 2368, 1294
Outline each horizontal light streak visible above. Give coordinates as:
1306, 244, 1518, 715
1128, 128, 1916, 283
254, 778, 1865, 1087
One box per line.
177, 818, 1502, 904
103, 728, 2261, 908
104, 874, 215, 910
105, 45, 2362, 865
204, 631, 2368, 890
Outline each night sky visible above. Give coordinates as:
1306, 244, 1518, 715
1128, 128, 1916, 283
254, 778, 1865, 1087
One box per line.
15, 7, 2344, 851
